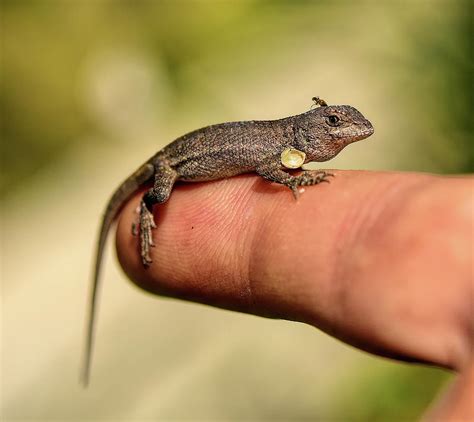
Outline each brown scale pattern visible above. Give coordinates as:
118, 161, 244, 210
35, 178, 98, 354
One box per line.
82, 101, 374, 386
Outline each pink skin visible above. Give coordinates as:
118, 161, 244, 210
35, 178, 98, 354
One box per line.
116, 170, 473, 420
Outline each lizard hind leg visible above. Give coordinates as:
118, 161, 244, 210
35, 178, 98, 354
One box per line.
138, 200, 156, 266
135, 163, 178, 267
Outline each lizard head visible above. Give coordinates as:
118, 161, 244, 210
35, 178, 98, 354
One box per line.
294, 105, 374, 162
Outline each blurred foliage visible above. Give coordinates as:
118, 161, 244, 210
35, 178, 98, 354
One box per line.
1, 0, 472, 198
0, 0, 469, 418
332, 363, 451, 421
394, 0, 473, 173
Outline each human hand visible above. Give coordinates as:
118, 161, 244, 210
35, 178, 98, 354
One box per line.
116, 170, 473, 420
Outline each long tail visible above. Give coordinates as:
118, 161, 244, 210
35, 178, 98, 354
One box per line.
81, 163, 154, 386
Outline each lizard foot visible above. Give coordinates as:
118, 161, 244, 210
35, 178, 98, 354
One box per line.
289, 171, 335, 199
138, 201, 156, 267
299, 170, 334, 185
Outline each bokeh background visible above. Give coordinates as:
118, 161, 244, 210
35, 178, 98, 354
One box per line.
2, 0, 472, 420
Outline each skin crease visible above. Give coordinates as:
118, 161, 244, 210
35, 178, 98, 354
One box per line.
116, 170, 473, 420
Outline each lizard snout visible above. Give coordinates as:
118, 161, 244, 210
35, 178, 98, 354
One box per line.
363, 120, 374, 137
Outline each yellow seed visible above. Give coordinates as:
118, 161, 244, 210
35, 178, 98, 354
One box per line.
281, 148, 306, 169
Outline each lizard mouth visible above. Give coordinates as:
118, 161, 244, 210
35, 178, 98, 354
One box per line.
350, 121, 374, 143
364, 120, 374, 136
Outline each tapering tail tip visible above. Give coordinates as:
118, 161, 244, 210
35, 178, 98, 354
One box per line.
80, 356, 91, 388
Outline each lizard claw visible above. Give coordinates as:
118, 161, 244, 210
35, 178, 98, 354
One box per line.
289, 170, 335, 198
286, 179, 300, 200
301, 170, 335, 185
321, 171, 335, 183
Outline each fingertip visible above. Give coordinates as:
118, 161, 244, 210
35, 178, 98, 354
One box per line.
116, 176, 265, 310
113, 171, 473, 370
114, 172, 350, 319
115, 170, 396, 320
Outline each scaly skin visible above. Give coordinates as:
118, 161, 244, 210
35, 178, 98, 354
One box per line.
82, 99, 374, 386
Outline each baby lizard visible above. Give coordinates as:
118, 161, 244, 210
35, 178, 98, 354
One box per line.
82, 97, 374, 385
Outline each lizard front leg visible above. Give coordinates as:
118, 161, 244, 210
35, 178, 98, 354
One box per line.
256, 160, 333, 199
135, 163, 178, 266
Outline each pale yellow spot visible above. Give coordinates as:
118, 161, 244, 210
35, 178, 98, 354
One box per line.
281, 147, 306, 169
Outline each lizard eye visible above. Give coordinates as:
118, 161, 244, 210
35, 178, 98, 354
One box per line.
326, 115, 341, 127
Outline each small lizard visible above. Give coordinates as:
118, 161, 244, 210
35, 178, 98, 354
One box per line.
82, 98, 374, 385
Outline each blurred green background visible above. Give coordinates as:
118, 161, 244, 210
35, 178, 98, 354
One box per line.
2, 0, 471, 420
